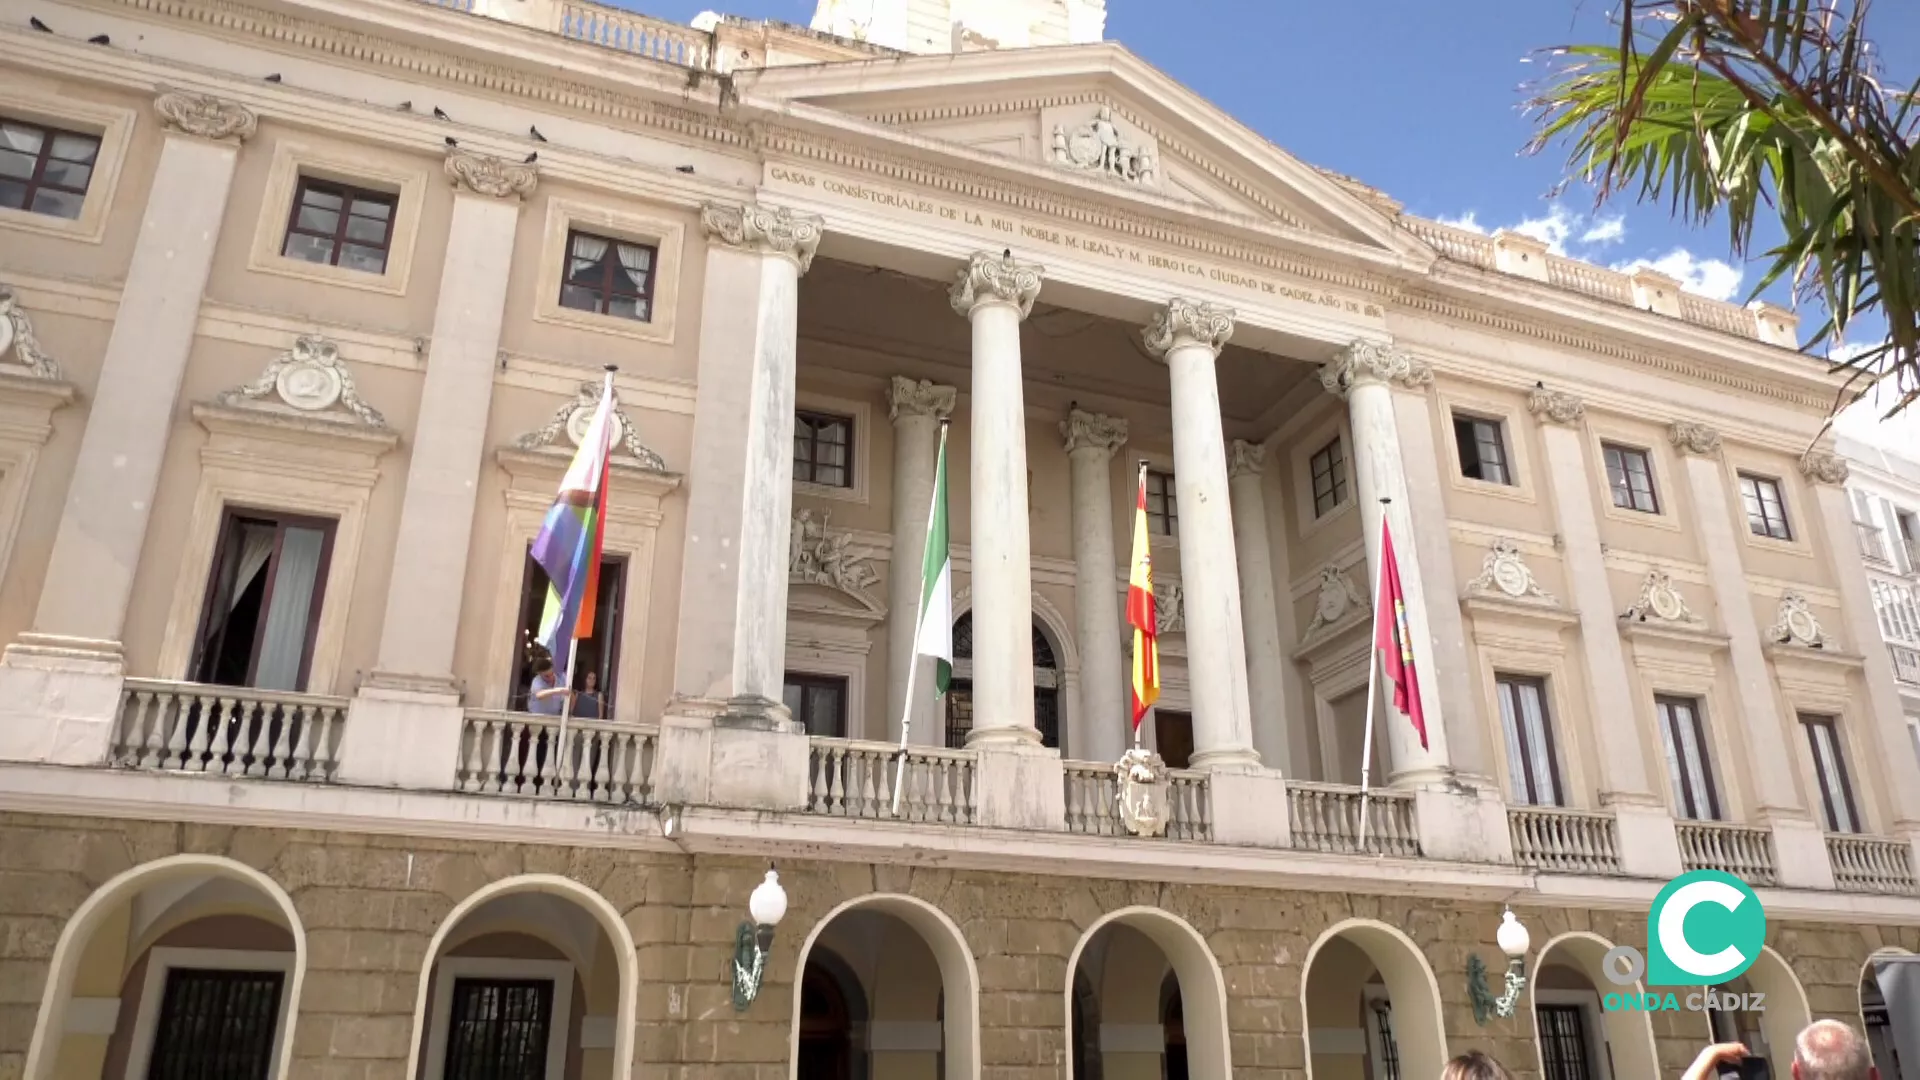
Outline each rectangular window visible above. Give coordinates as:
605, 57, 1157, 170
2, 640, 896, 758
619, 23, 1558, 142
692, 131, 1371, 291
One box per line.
147, 968, 284, 1080
0, 117, 100, 220
1536, 1004, 1595, 1080
1603, 443, 1660, 513
280, 177, 396, 274
444, 978, 553, 1080
1656, 696, 1721, 821
509, 550, 625, 716
1145, 469, 1178, 535
1309, 436, 1348, 517
1154, 709, 1194, 770
1369, 1000, 1400, 1080
1897, 508, 1920, 572
558, 229, 656, 322
1452, 414, 1512, 485
1496, 675, 1563, 807
794, 410, 853, 488
1803, 714, 1861, 833
782, 673, 848, 738
191, 511, 335, 692
1740, 473, 1793, 540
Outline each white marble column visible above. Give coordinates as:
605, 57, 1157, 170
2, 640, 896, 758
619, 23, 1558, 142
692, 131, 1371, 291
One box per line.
366, 150, 538, 691
1062, 407, 1129, 763
886, 376, 957, 745
0, 91, 254, 766
1227, 440, 1291, 772
950, 252, 1044, 746
1145, 299, 1258, 769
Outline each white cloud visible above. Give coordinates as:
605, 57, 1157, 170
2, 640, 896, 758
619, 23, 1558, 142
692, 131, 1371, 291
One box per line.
1578, 215, 1626, 246
1431, 203, 1623, 257
1435, 211, 1487, 234
1511, 204, 1578, 255
1610, 249, 1743, 302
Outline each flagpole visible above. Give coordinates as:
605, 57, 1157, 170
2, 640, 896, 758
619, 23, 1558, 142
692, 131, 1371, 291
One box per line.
892, 421, 949, 816
1357, 497, 1391, 852
553, 365, 617, 794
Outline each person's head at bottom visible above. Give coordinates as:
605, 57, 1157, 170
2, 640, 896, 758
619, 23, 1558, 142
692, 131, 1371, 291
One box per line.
533, 657, 554, 678
1793, 1019, 1877, 1080
1441, 1052, 1514, 1080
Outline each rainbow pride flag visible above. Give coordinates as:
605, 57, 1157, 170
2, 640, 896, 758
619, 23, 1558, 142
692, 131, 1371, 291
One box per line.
530, 369, 616, 679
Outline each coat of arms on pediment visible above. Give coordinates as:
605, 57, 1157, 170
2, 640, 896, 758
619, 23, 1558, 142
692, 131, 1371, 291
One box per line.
1051, 106, 1157, 186
516, 381, 668, 471
1114, 746, 1170, 837
217, 335, 386, 428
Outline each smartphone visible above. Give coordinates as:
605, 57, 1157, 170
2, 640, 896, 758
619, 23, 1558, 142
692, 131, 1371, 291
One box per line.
1718, 1058, 1772, 1080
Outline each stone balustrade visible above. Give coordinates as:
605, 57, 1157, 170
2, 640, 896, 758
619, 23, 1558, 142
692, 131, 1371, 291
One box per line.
1508, 806, 1623, 875
1287, 781, 1420, 857
1166, 770, 1211, 841
806, 737, 978, 824
113, 679, 346, 782
1676, 820, 1779, 887
557, 1, 711, 64
1828, 834, 1920, 895
457, 710, 658, 804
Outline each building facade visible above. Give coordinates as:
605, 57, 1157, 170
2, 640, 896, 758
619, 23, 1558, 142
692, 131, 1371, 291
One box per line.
1, 0, 1918, 1077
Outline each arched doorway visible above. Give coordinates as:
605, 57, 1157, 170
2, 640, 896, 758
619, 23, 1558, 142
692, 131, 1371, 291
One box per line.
23, 855, 308, 1080
1702, 948, 1809, 1073
1860, 948, 1914, 1079
945, 612, 1064, 751
1529, 933, 1659, 1080
1302, 920, 1445, 1080
790, 895, 978, 1080
1064, 907, 1229, 1079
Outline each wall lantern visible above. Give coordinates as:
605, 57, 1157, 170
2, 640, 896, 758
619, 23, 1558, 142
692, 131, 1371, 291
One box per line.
732, 866, 787, 1011
1467, 908, 1531, 1025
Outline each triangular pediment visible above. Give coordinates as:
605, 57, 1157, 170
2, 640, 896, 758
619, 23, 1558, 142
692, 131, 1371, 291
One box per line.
741, 43, 1425, 260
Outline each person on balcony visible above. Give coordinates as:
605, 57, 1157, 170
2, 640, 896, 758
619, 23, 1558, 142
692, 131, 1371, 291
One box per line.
574, 670, 604, 720
528, 657, 570, 716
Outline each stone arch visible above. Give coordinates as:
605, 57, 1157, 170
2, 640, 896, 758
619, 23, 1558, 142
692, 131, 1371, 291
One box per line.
405, 873, 639, 1080
948, 588, 1078, 753
789, 893, 980, 1080
1063, 906, 1231, 1079
1301, 918, 1446, 1080
23, 853, 309, 1080
1732, 946, 1813, 1060
1529, 931, 1659, 1079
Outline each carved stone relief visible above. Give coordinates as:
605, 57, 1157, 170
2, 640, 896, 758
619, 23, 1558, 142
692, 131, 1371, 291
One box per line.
1320, 340, 1433, 399
0, 285, 62, 380
154, 88, 256, 142
790, 509, 882, 603
701, 202, 824, 272
1114, 746, 1170, 837
1525, 385, 1586, 425
1060, 407, 1127, 456
1767, 592, 1828, 648
1155, 579, 1185, 636
1797, 450, 1850, 486
516, 381, 668, 471
1143, 297, 1234, 359
950, 250, 1044, 318
888, 376, 957, 422
217, 335, 386, 427
1050, 106, 1156, 185
1621, 569, 1700, 625
1464, 538, 1556, 604
1227, 440, 1265, 479
1667, 421, 1723, 456
444, 147, 539, 200
1302, 564, 1368, 641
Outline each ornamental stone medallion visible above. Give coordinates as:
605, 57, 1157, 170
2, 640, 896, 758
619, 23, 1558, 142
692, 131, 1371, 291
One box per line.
1465, 538, 1555, 604
1050, 105, 1157, 186
1114, 745, 1171, 837
1621, 568, 1700, 625
1302, 564, 1368, 641
1768, 592, 1828, 648
0, 285, 62, 380
517, 381, 668, 471
154, 87, 257, 142
218, 335, 385, 427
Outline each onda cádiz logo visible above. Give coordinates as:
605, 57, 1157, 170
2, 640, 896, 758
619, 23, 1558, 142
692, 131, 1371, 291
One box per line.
1600, 869, 1770, 1014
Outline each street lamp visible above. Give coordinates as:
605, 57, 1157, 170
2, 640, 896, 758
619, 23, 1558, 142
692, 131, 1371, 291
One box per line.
732, 867, 787, 1011
1468, 908, 1532, 1025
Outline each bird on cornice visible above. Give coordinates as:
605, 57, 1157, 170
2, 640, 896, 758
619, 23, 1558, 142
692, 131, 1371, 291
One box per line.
87, 33, 108, 44
444, 136, 459, 148
28, 16, 51, 31
432, 106, 452, 121
396, 100, 413, 111
523, 152, 538, 164
263, 73, 282, 83
529, 125, 547, 142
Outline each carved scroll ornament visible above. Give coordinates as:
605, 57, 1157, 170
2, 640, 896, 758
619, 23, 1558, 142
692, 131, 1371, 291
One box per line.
154, 88, 256, 142
1143, 298, 1234, 359
0, 285, 62, 380
516, 381, 668, 470
218, 335, 385, 427
950, 251, 1043, 319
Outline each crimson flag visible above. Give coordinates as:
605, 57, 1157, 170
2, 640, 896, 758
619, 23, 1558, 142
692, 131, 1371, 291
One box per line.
1373, 519, 1429, 749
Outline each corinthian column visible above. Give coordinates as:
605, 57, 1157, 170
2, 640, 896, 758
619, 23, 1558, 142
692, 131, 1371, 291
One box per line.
1227, 440, 1291, 773
886, 376, 957, 745
1061, 407, 1129, 762
950, 252, 1044, 745
1144, 299, 1258, 769
0, 90, 255, 765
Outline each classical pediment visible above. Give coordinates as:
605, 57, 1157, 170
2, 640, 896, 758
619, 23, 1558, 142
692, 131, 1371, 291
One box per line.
743, 43, 1425, 259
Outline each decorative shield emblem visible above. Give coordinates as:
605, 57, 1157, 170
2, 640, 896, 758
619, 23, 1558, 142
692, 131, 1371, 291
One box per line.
1114, 746, 1170, 837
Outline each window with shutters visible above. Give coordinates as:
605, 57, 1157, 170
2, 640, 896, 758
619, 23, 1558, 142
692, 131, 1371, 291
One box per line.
145, 968, 285, 1080
1803, 714, 1862, 833
1497, 675, 1564, 807
443, 978, 555, 1080
1656, 696, 1721, 821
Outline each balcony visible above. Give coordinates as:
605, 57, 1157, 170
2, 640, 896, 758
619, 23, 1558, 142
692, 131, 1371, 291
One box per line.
1508, 806, 1622, 875
457, 710, 658, 804
1062, 759, 1211, 841
1287, 782, 1420, 857
807, 738, 977, 824
1676, 820, 1779, 887
111, 679, 345, 782
1828, 834, 1920, 895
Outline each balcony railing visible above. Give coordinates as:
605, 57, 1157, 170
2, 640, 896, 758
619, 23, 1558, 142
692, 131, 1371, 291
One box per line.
1828, 834, 1919, 895
806, 738, 977, 824
458, 710, 657, 804
1401, 218, 1495, 268
1509, 806, 1623, 875
1287, 782, 1421, 857
1059, 761, 1211, 841
557, 1, 711, 65
112, 679, 346, 782
1166, 770, 1210, 841
1676, 821, 1778, 887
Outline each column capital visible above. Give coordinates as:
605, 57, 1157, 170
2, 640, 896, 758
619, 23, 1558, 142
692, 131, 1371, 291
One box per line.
950, 250, 1043, 318
701, 201, 823, 272
1667, 420, 1723, 456
153, 88, 256, 143
1060, 406, 1128, 456
887, 376, 957, 422
1525, 384, 1586, 425
1143, 297, 1234, 359
443, 148, 539, 200
1227, 439, 1266, 478
1798, 449, 1851, 486
1319, 340, 1432, 399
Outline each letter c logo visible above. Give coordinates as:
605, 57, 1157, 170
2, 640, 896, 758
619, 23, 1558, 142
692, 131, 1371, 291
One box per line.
1658, 879, 1748, 979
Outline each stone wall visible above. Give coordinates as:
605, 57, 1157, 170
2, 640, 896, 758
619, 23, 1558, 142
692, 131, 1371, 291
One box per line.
1, 810, 1913, 1080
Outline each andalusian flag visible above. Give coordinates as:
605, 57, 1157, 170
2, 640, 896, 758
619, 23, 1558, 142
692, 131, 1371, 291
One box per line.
1127, 465, 1160, 728
913, 425, 952, 698
530, 369, 617, 679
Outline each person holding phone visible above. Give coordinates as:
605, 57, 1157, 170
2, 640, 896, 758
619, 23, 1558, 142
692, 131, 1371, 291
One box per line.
1682, 1020, 1877, 1080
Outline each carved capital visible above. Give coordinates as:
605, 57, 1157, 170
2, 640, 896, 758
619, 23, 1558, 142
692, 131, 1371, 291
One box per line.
1798, 449, 1850, 486
1319, 340, 1432, 399
154, 88, 256, 143
887, 376, 957, 423
444, 148, 539, 200
1060, 407, 1128, 456
0, 285, 63, 380
1667, 421, 1723, 456
701, 202, 823, 273
1143, 297, 1234, 359
1228, 439, 1266, 479
950, 251, 1043, 318
1526, 385, 1586, 425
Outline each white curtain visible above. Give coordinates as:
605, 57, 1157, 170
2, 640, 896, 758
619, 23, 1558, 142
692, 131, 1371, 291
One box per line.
614, 241, 652, 288
228, 528, 276, 611
253, 526, 325, 691
570, 234, 609, 265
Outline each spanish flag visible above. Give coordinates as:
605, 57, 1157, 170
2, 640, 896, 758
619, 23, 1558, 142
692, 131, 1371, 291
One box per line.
1127, 465, 1160, 729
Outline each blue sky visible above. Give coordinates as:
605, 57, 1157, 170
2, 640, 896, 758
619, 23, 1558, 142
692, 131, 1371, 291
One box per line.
636, 0, 1919, 438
